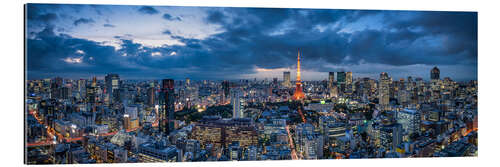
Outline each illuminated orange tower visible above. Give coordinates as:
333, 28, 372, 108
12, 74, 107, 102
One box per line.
293, 49, 305, 100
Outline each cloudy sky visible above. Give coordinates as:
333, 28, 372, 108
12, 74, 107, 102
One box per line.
26, 4, 477, 81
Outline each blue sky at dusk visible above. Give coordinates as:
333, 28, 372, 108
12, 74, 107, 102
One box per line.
26, 4, 477, 81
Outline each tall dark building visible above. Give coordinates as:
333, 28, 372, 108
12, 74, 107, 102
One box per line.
61, 87, 70, 99
337, 72, 346, 84
431, 66, 440, 80
337, 71, 346, 93
147, 86, 155, 107
86, 77, 97, 104
105, 74, 120, 104
50, 77, 63, 99
159, 79, 175, 135
222, 80, 230, 103
223, 81, 230, 96
328, 72, 335, 89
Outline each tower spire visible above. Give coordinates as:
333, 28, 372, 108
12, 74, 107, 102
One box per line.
297, 49, 301, 81
293, 48, 305, 100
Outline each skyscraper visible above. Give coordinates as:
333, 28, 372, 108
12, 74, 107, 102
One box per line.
159, 79, 175, 135
105, 74, 120, 104
430, 67, 441, 101
86, 77, 97, 104
346, 72, 353, 85
431, 66, 440, 80
336, 72, 346, 85
336, 71, 346, 94
379, 72, 391, 109
231, 88, 244, 118
77, 79, 86, 95
222, 80, 230, 104
293, 49, 305, 100
283, 71, 291, 87
147, 85, 155, 107
328, 72, 335, 89
50, 77, 63, 99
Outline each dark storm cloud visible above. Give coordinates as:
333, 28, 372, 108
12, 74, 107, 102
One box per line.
162, 13, 182, 21
26, 5, 477, 80
26, 25, 254, 80
26, 4, 61, 30
137, 6, 159, 15
344, 11, 478, 66
199, 8, 358, 70
199, 8, 477, 71
28, 26, 127, 73
73, 18, 95, 26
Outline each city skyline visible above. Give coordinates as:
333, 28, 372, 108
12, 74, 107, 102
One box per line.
27, 4, 477, 81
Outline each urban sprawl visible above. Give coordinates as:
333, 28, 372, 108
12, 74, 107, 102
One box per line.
26, 51, 478, 164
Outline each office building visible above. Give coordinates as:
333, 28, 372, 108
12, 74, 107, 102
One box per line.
159, 79, 175, 135
283, 71, 291, 87
379, 72, 391, 108
397, 109, 421, 136
328, 72, 335, 89
231, 88, 244, 118
105, 74, 120, 104
337, 72, 346, 85
346, 72, 353, 85
431, 66, 440, 80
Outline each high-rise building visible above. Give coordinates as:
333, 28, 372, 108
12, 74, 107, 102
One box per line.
147, 85, 155, 107
159, 79, 175, 135
123, 114, 131, 130
222, 80, 230, 103
379, 72, 391, 108
336, 72, 346, 94
283, 71, 291, 87
86, 77, 97, 105
397, 109, 421, 136
328, 72, 335, 89
329, 85, 338, 98
337, 72, 346, 85
77, 79, 86, 95
105, 74, 120, 104
293, 49, 305, 100
50, 77, 63, 99
430, 67, 441, 101
61, 86, 70, 99
346, 72, 353, 85
231, 88, 244, 118
431, 66, 440, 80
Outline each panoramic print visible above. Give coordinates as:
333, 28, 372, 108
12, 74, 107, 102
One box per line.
25, 3, 478, 164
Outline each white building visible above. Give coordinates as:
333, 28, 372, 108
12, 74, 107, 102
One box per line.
397, 108, 421, 136
231, 88, 244, 119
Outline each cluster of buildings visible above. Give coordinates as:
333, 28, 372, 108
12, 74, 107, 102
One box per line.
26, 51, 477, 164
